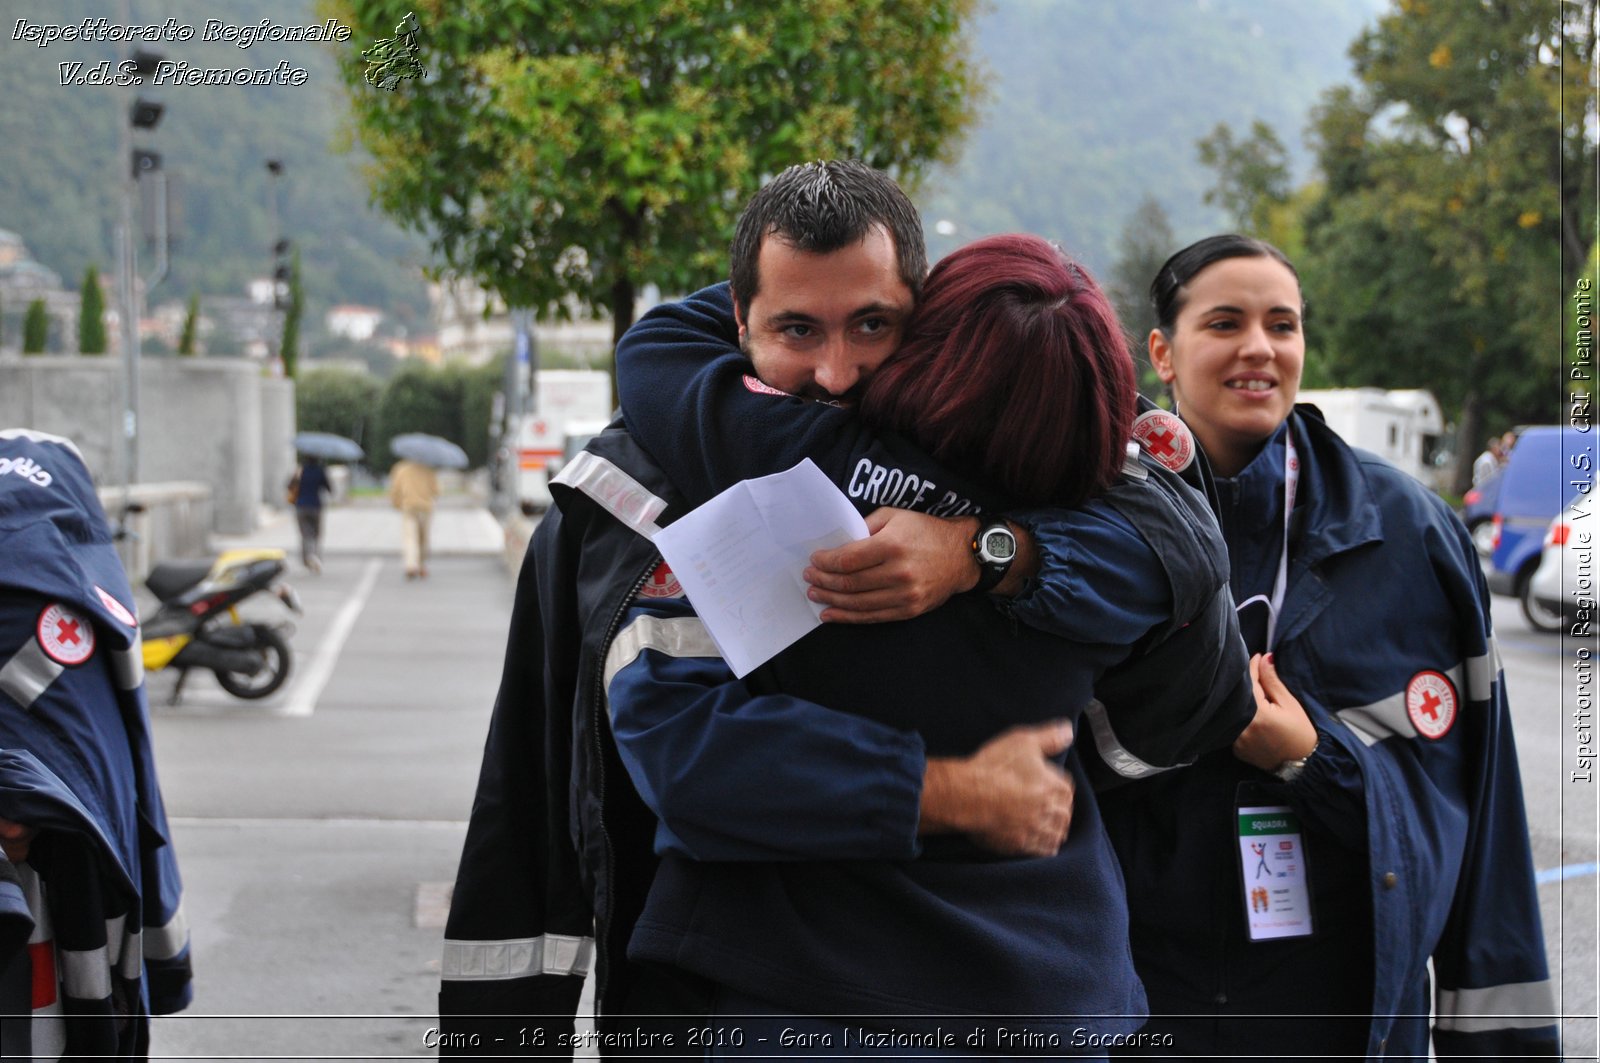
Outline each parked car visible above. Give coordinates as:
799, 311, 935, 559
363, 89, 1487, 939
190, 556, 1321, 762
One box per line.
1461, 467, 1504, 557
1486, 426, 1593, 628
1526, 500, 1595, 632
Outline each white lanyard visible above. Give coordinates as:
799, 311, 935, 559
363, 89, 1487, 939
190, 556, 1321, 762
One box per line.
1233, 432, 1298, 652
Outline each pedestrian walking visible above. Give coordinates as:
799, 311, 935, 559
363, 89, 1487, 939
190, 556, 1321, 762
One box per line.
388, 458, 438, 579
288, 457, 331, 574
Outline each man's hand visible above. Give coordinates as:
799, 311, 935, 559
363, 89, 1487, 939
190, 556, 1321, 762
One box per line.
1232, 653, 1318, 772
0, 816, 38, 864
920, 720, 1076, 857
805, 510, 981, 623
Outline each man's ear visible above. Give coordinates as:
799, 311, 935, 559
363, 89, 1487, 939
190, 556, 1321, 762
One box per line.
730, 288, 747, 339
1148, 328, 1177, 385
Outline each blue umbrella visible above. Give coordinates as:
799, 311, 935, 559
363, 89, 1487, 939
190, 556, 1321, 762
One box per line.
294, 432, 364, 463
391, 433, 468, 470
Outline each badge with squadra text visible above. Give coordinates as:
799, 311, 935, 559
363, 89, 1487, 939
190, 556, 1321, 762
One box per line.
37, 603, 96, 666
1131, 409, 1195, 473
1237, 805, 1313, 941
1405, 670, 1457, 740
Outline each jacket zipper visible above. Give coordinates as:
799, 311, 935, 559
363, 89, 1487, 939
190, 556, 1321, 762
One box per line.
589, 558, 657, 1017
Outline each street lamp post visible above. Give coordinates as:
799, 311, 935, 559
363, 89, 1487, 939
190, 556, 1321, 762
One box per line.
116, 46, 164, 499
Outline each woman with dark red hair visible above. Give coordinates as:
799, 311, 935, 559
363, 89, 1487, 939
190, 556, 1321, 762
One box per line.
599, 227, 1251, 1049
861, 234, 1136, 508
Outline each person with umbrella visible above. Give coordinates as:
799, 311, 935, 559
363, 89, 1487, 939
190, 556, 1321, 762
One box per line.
288, 457, 331, 574
290, 433, 364, 575
389, 453, 440, 580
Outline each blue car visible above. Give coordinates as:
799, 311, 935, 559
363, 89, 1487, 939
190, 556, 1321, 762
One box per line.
1485, 426, 1596, 627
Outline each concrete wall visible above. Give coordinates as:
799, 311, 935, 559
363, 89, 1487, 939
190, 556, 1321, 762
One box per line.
96, 481, 213, 586
0, 355, 294, 534
261, 377, 296, 508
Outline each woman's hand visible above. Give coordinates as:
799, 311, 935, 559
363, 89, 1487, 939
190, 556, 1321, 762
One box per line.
0, 816, 38, 864
1232, 653, 1318, 773
804, 509, 980, 622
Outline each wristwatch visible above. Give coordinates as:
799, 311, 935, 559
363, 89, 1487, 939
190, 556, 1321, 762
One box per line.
1273, 735, 1320, 783
970, 520, 1018, 594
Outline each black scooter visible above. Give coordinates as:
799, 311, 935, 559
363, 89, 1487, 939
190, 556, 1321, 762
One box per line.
140, 548, 301, 704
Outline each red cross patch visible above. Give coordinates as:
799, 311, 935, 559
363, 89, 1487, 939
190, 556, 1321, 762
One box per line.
37, 603, 95, 666
1405, 670, 1457, 740
95, 585, 138, 628
638, 560, 684, 600
741, 374, 792, 398
1131, 409, 1195, 473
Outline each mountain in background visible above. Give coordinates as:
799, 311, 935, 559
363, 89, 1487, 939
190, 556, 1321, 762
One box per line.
921, 0, 1390, 270
0, 0, 1387, 336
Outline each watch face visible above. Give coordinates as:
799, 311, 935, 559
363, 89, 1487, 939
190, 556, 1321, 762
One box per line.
982, 529, 1016, 561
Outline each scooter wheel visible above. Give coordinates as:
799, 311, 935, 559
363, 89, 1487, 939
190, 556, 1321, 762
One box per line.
215, 628, 293, 699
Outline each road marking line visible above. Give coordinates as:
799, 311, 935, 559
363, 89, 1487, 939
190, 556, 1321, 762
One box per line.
277, 559, 382, 718
1536, 862, 1599, 885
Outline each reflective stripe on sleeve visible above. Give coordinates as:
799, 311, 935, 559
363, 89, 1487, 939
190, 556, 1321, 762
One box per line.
1435, 979, 1557, 1033
551, 451, 667, 539
0, 637, 65, 709
119, 929, 143, 980
144, 905, 189, 961
1465, 642, 1497, 703
603, 614, 722, 698
1082, 700, 1183, 779
440, 934, 595, 981
1334, 654, 1483, 747
112, 642, 144, 691
58, 946, 112, 1001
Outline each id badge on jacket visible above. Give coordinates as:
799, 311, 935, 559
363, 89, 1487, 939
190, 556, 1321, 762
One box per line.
1236, 797, 1314, 941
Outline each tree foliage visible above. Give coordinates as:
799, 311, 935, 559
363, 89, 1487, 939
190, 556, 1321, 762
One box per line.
324, 0, 982, 368
179, 293, 201, 356
22, 299, 48, 354
78, 265, 106, 354
281, 249, 305, 379
1295, 0, 1596, 490
1197, 120, 1291, 235
1107, 194, 1176, 399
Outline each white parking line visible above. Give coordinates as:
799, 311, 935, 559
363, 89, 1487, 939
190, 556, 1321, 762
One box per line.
277, 559, 382, 718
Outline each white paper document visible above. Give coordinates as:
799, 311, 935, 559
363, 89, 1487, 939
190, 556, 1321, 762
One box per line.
651, 459, 870, 678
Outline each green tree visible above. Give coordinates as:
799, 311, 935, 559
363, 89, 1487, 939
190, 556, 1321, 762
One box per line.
1106, 194, 1176, 400
373, 363, 465, 470
324, 0, 982, 394
280, 249, 304, 378
22, 299, 49, 354
1296, 0, 1596, 491
178, 292, 200, 355
1196, 119, 1291, 235
296, 366, 384, 452
78, 264, 107, 353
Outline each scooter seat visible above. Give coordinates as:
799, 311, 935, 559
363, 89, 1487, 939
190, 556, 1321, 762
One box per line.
146, 559, 214, 602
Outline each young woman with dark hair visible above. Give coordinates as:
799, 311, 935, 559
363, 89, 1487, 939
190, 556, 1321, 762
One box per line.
602, 231, 1251, 1050
1097, 234, 1557, 1059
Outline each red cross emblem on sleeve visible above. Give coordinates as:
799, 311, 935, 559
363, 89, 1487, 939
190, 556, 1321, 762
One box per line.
37, 603, 96, 666
638, 560, 684, 600
1405, 670, 1457, 740
1131, 409, 1196, 473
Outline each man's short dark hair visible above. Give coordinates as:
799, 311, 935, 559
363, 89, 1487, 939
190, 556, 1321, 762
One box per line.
729, 160, 927, 319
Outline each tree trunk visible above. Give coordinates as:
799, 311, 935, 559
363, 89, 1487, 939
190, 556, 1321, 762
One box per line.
1453, 390, 1484, 497
608, 274, 635, 411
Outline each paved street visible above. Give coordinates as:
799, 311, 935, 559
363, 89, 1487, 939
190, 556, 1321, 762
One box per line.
126, 500, 1596, 1059
145, 495, 515, 1059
